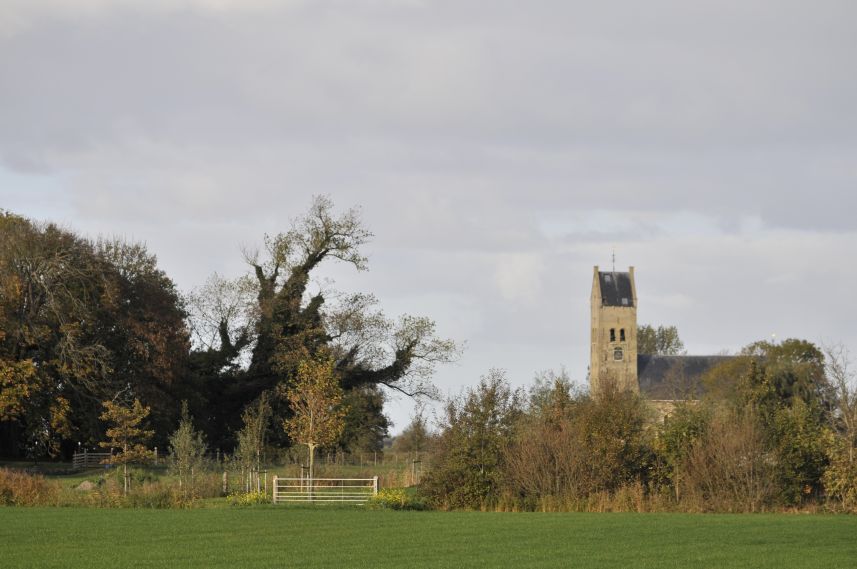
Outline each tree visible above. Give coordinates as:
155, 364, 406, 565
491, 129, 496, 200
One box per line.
741, 339, 829, 408
392, 405, 431, 455
421, 370, 523, 509
823, 344, 857, 510
99, 398, 155, 495
283, 357, 347, 481
637, 324, 685, 355
234, 392, 272, 493
656, 402, 711, 499
168, 401, 208, 497
680, 408, 776, 512
187, 196, 459, 450
708, 339, 831, 506
338, 385, 389, 454
0, 212, 190, 458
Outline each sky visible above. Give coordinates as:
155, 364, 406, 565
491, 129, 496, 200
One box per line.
2, 0, 856, 432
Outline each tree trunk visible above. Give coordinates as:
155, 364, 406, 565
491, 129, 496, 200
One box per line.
308, 443, 316, 501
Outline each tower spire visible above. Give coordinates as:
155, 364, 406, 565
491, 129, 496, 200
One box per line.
612, 248, 616, 273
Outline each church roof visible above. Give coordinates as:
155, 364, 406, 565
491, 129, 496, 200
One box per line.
637, 355, 734, 399
598, 271, 634, 307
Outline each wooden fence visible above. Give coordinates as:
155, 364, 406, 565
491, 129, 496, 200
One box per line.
72, 451, 113, 470
272, 476, 378, 504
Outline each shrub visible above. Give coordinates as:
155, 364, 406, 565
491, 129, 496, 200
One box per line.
680, 410, 776, 512
822, 431, 857, 512
0, 468, 60, 506
125, 482, 194, 509
367, 488, 426, 511
227, 491, 269, 506
421, 370, 523, 510
503, 384, 654, 508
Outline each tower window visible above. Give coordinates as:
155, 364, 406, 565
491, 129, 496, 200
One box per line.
620, 328, 626, 342
610, 328, 616, 342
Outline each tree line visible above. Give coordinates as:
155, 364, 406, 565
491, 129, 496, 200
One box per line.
416, 340, 857, 512
0, 198, 458, 461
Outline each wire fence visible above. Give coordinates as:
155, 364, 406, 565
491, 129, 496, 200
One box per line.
72, 446, 429, 488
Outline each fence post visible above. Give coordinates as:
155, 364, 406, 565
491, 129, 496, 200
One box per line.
272, 475, 278, 504
373, 476, 379, 495
222, 471, 228, 496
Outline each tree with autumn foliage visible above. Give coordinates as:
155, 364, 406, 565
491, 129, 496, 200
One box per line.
0, 211, 189, 459
283, 356, 347, 480
99, 398, 155, 495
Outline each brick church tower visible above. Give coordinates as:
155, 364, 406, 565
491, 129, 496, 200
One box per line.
590, 266, 638, 395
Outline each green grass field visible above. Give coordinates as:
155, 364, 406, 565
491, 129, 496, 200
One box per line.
1, 508, 855, 569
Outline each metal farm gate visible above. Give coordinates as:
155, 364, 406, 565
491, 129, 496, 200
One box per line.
272, 476, 378, 504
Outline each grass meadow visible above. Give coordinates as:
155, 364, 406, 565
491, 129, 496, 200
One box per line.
1, 507, 855, 569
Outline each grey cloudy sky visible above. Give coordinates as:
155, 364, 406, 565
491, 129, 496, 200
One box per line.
2, 0, 856, 431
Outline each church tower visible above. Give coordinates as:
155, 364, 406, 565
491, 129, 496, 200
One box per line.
590, 266, 638, 395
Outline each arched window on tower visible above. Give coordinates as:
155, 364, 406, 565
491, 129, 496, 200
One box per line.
610, 328, 616, 342
620, 328, 626, 342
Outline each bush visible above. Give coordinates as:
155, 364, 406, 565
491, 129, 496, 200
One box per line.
227, 491, 269, 506
125, 482, 194, 509
503, 384, 654, 509
0, 468, 60, 506
679, 410, 776, 512
421, 370, 523, 510
367, 488, 426, 511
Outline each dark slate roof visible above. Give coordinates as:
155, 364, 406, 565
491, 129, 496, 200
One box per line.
637, 355, 735, 399
598, 271, 634, 307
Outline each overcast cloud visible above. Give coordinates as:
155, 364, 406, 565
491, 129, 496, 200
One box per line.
2, 0, 856, 430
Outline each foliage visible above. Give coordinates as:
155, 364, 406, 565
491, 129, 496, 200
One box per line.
0, 211, 189, 458
391, 405, 432, 455
235, 393, 272, 475
637, 324, 685, 355
1, 200, 458, 461
679, 408, 775, 512
822, 344, 857, 511
770, 399, 828, 505
367, 487, 426, 510
655, 402, 711, 495
421, 370, 523, 510
232, 393, 272, 494
227, 490, 269, 506
99, 398, 155, 495
504, 381, 654, 507
282, 356, 347, 478
823, 430, 857, 512
168, 401, 208, 497
339, 385, 389, 453
123, 481, 195, 509
0, 468, 60, 506
187, 196, 458, 451
741, 339, 829, 408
